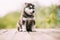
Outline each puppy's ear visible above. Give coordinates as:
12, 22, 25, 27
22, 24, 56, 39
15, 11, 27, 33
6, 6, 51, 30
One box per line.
25, 3, 28, 5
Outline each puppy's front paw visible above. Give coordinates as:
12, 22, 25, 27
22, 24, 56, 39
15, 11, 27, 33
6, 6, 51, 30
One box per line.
32, 29, 36, 32
22, 29, 26, 32
17, 27, 22, 32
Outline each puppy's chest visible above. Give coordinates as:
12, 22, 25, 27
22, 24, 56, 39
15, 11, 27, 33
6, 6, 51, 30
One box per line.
22, 17, 35, 21
22, 17, 34, 25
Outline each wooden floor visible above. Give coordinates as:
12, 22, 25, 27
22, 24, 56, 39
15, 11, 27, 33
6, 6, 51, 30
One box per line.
0, 29, 60, 40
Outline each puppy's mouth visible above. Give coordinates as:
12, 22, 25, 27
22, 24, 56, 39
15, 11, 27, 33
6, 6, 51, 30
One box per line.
29, 9, 34, 15
31, 11, 34, 14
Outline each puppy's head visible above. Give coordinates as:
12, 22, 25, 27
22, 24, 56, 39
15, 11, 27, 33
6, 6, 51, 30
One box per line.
24, 3, 35, 15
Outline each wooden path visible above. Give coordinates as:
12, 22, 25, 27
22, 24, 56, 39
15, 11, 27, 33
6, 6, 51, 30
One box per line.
0, 29, 60, 40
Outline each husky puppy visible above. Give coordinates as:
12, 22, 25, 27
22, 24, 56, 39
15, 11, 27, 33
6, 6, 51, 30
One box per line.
17, 3, 35, 32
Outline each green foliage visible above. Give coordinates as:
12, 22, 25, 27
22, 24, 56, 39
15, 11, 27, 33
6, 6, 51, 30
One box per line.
0, 18, 6, 29
0, 11, 20, 29
35, 5, 59, 28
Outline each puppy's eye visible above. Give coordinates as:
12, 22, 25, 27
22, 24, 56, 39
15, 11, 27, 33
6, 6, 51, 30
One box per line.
29, 7, 32, 9
30, 6, 32, 8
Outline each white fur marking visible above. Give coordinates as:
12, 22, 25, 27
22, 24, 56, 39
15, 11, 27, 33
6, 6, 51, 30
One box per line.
25, 8, 34, 15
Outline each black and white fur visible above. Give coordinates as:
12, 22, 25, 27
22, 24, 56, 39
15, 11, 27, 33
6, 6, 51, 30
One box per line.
17, 3, 36, 32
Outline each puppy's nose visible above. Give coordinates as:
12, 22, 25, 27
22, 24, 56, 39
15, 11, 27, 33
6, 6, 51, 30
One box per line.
32, 11, 34, 13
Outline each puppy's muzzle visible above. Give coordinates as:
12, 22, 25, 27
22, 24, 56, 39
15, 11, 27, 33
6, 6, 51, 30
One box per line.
31, 11, 34, 15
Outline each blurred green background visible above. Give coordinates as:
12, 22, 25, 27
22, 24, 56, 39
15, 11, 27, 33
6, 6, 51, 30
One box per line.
0, 5, 60, 29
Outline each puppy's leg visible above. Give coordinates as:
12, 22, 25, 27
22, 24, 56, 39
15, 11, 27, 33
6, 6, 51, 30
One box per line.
22, 20, 26, 32
32, 25, 36, 32
32, 20, 36, 32
17, 22, 22, 32
26, 20, 32, 32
